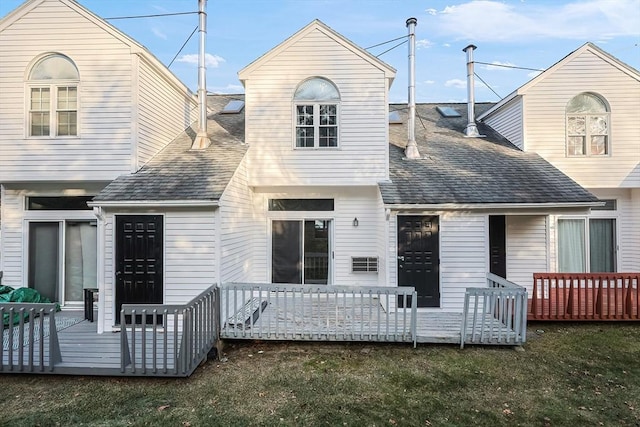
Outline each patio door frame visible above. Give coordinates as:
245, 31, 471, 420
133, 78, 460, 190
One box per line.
268, 216, 334, 285
24, 216, 98, 306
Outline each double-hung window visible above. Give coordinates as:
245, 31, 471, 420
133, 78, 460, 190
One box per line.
566, 93, 610, 156
294, 77, 340, 148
27, 54, 79, 137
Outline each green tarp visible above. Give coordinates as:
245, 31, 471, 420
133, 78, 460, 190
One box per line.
1, 286, 60, 327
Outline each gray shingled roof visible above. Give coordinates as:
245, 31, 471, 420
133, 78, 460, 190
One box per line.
93, 95, 247, 203
381, 103, 599, 205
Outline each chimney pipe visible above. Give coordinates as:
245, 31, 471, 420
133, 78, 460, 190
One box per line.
192, 0, 211, 149
404, 17, 421, 159
463, 44, 481, 138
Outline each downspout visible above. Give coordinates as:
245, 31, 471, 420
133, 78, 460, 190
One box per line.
463, 44, 482, 138
192, 0, 211, 149
404, 17, 421, 159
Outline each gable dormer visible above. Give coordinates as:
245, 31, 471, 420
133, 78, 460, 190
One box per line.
238, 20, 396, 187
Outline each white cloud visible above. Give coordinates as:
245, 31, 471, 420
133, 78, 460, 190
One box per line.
423, 80, 436, 85
176, 53, 226, 68
151, 27, 167, 40
444, 79, 466, 88
527, 70, 543, 78
433, 0, 640, 42
443, 43, 451, 48
209, 84, 245, 94
416, 39, 434, 49
425, 8, 437, 15
481, 61, 517, 71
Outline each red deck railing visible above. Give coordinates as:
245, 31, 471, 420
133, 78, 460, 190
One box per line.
529, 273, 640, 321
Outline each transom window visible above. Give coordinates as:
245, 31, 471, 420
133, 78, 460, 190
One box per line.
293, 77, 339, 148
27, 54, 79, 137
566, 93, 609, 156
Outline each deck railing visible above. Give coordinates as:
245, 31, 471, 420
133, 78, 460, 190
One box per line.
120, 285, 220, 377
220, 283, 417, 345
1, 303, 62, 373
530, 273, 640, 321
460, 273, 528, 348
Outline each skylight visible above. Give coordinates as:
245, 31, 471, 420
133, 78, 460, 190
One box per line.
388, 111, 402, 124
221, 100, 245, 114
436, 106, 461, 117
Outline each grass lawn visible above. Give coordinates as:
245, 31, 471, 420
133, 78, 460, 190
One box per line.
1, 323, 638, 426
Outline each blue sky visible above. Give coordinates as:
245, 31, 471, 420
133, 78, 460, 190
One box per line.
2, 0, 639, 103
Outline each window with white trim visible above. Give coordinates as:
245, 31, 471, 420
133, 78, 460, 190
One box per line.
557, 217, 617, 273
27, 54, 79, 137
294, 77, 339, 148
566, 93, 609, 156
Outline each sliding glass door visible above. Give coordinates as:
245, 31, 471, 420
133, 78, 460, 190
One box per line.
557, 218, 616, 273
272, 219, 331, 284
28, 220, 97, 304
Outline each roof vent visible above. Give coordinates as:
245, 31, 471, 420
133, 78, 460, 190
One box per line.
404, 17, 421, 159
221, 100, 245, 114
191, 0, 212, 149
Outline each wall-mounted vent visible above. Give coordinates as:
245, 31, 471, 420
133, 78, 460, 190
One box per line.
436, 106, 461, 118
221, 100, 245, 114
389, 111, 403, 124
352, 257, 379, 273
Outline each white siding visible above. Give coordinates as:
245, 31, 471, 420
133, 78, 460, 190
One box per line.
219, 156, 257, 283
482, 97, 524, 149
0, 188, 24, 285
440, 212, 486, 311
244, 28, 389, 186
136, 56, 198, 168
0, 0, 135, 181
100, 209, 217, 330
522, 49, 640, 188
630, 189, 640, 271
506, 215, 548, 293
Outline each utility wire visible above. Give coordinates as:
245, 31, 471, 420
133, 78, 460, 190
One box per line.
474, 72, 502, 100
365, 35, 408, 50
168, 26, 199, 68
474, 61, 545, 72
104, 11, 197, 20
376, 39, 407, 58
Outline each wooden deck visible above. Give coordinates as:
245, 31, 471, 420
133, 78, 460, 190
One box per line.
2, 311, 183, 376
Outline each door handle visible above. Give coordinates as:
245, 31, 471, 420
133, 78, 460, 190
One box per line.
397, 256, 405, 261
115, 271, 122, 276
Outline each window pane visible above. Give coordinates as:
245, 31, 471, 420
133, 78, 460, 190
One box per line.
272, 220, 302, 284
30, 87, 50, 110
304, 220, 329, 284
269, 199, 334, 211
30, 54, 79, 80
567, 116, 586, 134
57, 86, 77, 109
558, 219, 586, 272
28, 222, 60, 302
319, 105, 337, 125
27, 196, 93, 210
319, 126, 337, 147
589, 219, 616, 273
294, 77, 339, 101
566, 93, 607, 114
30, 112, 50, 136
589, 115, 607, 135
567, 136, 585, 155
297, 105, 314, 125
296, 127, 314, 147
65, 221, 97, 302
590, 135, 607, 155
57, 111, 77, 136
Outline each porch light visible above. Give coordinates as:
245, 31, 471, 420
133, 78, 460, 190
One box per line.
353, 217, 359, 227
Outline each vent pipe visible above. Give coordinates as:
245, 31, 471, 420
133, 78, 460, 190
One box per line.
404, 17, 421, 159
191, 0, 211, 149
463, 44, 481, 138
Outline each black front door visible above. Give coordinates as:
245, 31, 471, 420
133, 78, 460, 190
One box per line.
489, 215, 507, 279
397, 216, 440, 307
115, 215, 163, 324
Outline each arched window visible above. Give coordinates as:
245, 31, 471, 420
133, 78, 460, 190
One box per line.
27, 54, 79, 137
293, 77, 340, 148
566, 93, 609, 156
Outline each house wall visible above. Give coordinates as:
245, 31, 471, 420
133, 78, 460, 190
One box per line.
100, 208, 217, 330
135, 55, 198, 169
0, 184, 106, 287
388, 211, 487, 312
0, 0, 134, 181
247, 186, 386, 286
505, 215, 548, 293
521, 49, 640, 189
243, 27, 389, 186
482, 97, 524, 149
548, 188, 638, 272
